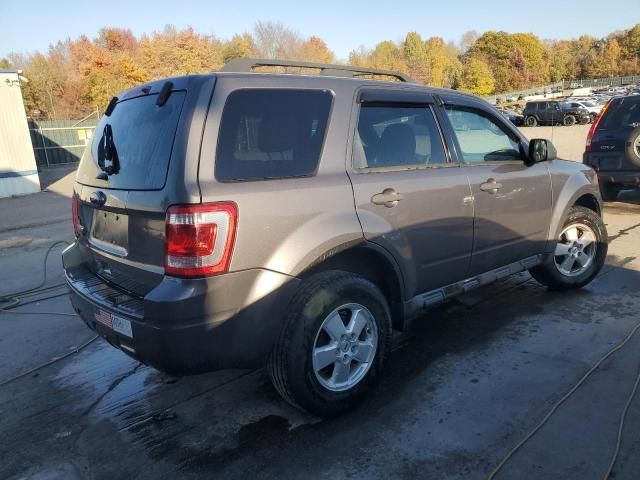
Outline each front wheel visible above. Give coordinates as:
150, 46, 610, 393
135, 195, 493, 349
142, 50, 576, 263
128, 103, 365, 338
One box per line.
529, 206, 608, 290
525, 116, 538, 127
563, 115, 576, 126
269, 271, 392, 417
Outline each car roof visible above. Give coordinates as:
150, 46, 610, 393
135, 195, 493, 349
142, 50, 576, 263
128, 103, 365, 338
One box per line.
214, 71, 466, 95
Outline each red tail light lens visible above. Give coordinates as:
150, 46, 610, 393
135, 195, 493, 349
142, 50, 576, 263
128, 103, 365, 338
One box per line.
71, 194, 80, 237
165, 202, 238, 277
586, 100, 610, 152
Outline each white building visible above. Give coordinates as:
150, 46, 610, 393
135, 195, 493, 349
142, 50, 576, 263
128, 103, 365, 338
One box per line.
0, 69, 40, 198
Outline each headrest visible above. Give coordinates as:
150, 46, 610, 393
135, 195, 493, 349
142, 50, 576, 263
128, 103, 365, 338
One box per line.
380, 123, 416, 153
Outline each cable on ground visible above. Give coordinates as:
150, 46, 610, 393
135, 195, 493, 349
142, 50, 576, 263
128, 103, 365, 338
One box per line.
0, 240, 70, 312
0, 335, 98, 387
0, 240, 99, 386
487, 320, 640, 480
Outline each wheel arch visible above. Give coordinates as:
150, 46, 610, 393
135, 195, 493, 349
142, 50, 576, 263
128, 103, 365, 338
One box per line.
574, 193, 601, 216
547, 168, 603, 252
300, 242, 407, 331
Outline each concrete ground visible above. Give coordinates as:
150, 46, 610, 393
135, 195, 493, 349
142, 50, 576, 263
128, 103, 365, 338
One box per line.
2, 157, 640, 479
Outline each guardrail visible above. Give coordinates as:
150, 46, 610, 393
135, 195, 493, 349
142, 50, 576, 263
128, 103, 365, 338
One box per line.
486, 75, 640, 103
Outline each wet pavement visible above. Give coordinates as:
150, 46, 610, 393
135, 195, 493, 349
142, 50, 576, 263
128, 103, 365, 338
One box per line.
1, 180, 640, 480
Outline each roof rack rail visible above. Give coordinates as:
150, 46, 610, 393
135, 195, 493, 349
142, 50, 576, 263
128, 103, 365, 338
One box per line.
220, 58, 414, 83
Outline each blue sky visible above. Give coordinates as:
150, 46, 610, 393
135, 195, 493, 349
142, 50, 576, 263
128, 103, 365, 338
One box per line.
1, 0, 637, 60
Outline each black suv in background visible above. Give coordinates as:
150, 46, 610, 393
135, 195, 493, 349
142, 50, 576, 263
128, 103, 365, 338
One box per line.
584, 95, 640, 201
523, 101, 590, 127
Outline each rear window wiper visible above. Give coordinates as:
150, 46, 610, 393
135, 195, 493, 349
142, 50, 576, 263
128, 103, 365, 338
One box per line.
96, 124, 120, 179
105, 96, 118, 116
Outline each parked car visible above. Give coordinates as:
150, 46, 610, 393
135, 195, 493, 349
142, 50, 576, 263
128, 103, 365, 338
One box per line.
583, 95, 640, 201
63, 59, 608, 417
523, 101, 591, 126
567, 101, 602, 122
497, 107, 524, 126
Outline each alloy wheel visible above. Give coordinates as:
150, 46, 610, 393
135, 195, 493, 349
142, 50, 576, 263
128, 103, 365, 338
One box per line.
312, 303, 378, 392
554, 223, 598, 277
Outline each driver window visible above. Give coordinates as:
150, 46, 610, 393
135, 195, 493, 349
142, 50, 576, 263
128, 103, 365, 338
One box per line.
444, 106, 522, 163
354, 105, 446, 168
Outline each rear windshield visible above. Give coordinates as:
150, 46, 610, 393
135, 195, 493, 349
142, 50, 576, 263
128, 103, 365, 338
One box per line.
601, 97, 640, 130
79, 92, 186, 190
215, 89, 333, 182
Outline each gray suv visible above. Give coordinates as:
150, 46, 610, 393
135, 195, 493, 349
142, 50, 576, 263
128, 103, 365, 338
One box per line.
63, 59, 608, 417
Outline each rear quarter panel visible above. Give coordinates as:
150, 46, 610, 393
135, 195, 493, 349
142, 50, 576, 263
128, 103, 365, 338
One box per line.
197, 75, 365, 276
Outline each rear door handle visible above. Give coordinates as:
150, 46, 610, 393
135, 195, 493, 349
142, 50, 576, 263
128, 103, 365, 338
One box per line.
371, 188, 403, 208
479, 178, 503, 194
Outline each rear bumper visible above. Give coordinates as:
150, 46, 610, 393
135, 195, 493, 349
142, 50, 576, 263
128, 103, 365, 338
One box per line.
596, 172, 640, 187
62, 242, 300, 375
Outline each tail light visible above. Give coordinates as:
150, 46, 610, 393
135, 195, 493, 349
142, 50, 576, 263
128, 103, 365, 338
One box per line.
71, 194, 80, 237
586, 101, 610, 152
165, 202, 238, 278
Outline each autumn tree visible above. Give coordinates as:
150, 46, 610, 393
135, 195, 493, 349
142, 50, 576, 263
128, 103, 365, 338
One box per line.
139, 25, 221, 79
253, 21, 304, 59
460, 56, 495, 95
222, 34, 255, 63
302, 36, 335, 63
4, 22, 640, 118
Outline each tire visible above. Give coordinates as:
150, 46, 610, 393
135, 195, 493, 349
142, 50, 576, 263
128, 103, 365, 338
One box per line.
269, 271, 392, 417
525, 116, 538, 127
625, 126, 640, 167
590, 112, 597, 123
529, 206, 608, 291
600, 182, 621, 202
563, 115, 576, 126
579, 116, 589, 125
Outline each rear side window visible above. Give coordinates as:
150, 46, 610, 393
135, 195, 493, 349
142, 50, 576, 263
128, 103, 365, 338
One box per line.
215, 89, 333, 182
81, 92, 186, 190
601, 98, 640, 130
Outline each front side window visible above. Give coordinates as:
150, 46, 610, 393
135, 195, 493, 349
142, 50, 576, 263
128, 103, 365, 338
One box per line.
354, 105, 446, 169
216, 89, 333, 182
445, 107, 522, 163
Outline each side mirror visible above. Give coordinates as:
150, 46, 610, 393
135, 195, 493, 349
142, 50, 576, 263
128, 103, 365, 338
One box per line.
527, 138, 557, 165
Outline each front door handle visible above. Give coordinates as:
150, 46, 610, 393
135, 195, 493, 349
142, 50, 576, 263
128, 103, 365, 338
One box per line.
479, 178, 503, 194
371, 188, 403, 208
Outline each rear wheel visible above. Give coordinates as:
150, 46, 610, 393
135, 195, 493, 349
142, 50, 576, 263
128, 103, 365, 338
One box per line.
269, 271, 392, 417
525, 116, 538, 127
579, 116, 590, 125
529, 206, 607, 290
563, 115, 576, 126
625, 126, 640, 167
600, 182, 622, 202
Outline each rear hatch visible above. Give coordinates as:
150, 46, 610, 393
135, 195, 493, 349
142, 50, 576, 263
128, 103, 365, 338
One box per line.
589, 96, 640, 171
73, 77, 212, 298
